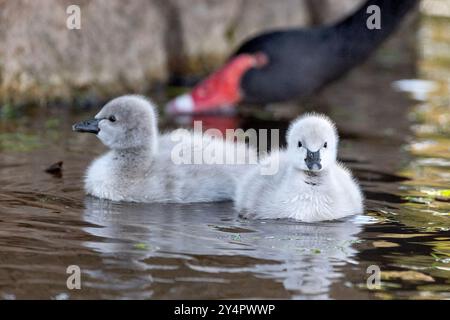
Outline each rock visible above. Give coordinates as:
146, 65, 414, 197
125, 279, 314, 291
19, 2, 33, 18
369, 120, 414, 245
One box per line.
0, 0, 413, 105
0, 0, 167, 105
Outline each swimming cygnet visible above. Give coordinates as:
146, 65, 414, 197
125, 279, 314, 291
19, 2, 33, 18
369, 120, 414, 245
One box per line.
73, 95, 256, 203
235, 113, 363, 222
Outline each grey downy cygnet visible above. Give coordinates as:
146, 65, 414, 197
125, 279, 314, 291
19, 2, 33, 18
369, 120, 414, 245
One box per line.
73, 95, 256, 203
234, 113, 364, 222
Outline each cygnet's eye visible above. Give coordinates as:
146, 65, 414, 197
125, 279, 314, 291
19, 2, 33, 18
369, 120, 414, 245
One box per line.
109, 115, 117, 122
298, 141, 303, 148
323, 142, 328, 148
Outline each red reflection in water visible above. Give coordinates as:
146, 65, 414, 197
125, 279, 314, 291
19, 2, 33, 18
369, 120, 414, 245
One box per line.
191, 115, 240, 135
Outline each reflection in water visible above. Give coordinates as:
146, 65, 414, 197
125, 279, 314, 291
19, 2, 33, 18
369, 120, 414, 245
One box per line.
394, 12, 450, 232
83, 197, 364, 298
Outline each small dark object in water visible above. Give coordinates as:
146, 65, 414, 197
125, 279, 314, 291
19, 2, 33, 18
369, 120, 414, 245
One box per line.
435, 197, 450, 203
45, 161, 63, 177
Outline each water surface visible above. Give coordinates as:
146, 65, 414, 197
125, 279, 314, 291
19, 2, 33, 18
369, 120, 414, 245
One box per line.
0, 16, 449, 300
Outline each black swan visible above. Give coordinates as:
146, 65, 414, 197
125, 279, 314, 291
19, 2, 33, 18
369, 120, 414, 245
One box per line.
166, 0, 418, 114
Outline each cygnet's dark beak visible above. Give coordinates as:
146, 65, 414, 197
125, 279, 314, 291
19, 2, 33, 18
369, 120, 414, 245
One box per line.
305, 149, 322, 171
72, 118, 100, 134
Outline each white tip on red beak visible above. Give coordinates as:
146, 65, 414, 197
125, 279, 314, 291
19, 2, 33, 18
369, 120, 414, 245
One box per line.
165, 94, 194, 114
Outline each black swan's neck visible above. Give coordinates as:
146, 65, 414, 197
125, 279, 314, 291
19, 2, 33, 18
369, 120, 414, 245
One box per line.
334, 0, 418, 55
239, 0, 418, 103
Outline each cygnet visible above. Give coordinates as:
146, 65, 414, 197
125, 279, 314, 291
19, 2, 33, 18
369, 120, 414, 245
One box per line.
73, 95, 256, 203
234, 113, 363, 222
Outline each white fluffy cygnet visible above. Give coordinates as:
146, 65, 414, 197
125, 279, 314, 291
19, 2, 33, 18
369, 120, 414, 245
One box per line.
73, 95, 256, 203
235, 113, 364, 222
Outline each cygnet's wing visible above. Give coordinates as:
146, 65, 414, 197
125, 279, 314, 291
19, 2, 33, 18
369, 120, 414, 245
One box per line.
334, 162, 364, 213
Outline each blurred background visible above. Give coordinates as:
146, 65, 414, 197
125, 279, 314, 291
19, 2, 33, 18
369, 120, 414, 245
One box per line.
0, 0, 420, 105
0, 0, 449, 300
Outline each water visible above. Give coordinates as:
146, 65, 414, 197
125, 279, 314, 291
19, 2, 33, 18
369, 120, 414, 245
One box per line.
0, 17, 449, 300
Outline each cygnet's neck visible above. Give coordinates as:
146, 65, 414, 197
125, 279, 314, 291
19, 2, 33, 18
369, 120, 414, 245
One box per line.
289, 165, 330, 187
302, 169, 327, 186
111, 144, 156, 176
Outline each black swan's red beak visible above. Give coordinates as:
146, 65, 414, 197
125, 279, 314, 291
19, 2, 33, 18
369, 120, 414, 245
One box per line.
166, 53, 267, 115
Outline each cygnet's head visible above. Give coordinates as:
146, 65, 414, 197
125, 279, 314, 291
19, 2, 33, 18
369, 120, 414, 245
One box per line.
73, 95, 158, 150
286, 113, 338, 172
